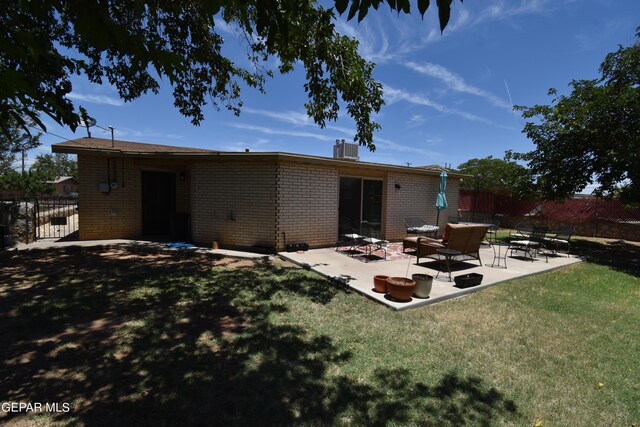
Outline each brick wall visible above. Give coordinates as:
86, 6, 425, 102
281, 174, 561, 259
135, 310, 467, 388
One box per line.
78, 155, 190, 240
276, 162, 339, 249
77, 153, 464, 248
191, 161, 277, 249
384, 172, 460, 240
78, 155, 140, 240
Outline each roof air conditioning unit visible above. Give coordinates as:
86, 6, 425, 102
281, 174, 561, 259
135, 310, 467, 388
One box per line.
333, 139, 359, 161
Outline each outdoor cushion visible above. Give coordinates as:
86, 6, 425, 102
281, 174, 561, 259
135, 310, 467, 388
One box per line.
407, 225, 439, 234
402, 235, 442, 252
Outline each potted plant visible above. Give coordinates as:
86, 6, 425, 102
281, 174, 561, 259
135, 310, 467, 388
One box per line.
373, 274, 390, 293
412, 273, 433, 298
386, 276, 416, 302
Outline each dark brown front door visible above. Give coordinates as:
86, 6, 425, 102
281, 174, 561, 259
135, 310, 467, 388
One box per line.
141, 171, 176, 237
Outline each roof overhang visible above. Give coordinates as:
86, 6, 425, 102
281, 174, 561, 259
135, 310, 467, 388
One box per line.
52, 138, 470, 179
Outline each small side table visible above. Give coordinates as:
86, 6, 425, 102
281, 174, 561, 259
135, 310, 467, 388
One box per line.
486, 242, 507, 269
435, 248, 462, 282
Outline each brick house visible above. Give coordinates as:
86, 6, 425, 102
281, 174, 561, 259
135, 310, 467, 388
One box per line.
52, 137, 464, 251
46, 176, 79, 196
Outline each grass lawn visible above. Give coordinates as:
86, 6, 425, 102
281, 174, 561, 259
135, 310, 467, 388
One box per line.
0, 241, 638, 426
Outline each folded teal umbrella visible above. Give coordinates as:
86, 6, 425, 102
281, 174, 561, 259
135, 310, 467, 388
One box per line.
435, 169, 448, 226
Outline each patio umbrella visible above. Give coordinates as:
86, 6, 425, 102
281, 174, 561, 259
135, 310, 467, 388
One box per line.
435, 169, 448, 227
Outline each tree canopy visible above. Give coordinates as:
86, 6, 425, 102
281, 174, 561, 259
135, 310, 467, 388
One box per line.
1, 0, 461, 150
0, 153, 77, 195
513, 28, 640, 203
30, 153, 78, 181
0, 118, 41, 175
456, 156, 534, 199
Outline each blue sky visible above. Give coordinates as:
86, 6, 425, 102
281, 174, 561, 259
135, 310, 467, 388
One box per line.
30, 0, 640, 178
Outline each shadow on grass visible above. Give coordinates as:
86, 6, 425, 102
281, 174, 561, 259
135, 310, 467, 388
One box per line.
0, 246, 517, 426
570, 238, 640, 277
496, 234, 640, 277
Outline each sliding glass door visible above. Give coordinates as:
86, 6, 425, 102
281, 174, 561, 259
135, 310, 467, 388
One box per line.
338, 177, 383, 236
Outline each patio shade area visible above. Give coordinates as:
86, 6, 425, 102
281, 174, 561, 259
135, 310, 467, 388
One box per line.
280, 244, 582, 311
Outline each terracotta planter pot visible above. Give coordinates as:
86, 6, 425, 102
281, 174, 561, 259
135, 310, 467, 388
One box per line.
373, 274, 390, 293
386, 277, 417, 302
412, 273, 433, 298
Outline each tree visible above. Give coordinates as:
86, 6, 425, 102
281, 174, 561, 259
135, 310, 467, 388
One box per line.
0, 118, 41, 174
1, 0, 461, 150
457, 156, 534, 199
513, 28, 640, 203
0, 169, 53, 195
30, 153, 78, 182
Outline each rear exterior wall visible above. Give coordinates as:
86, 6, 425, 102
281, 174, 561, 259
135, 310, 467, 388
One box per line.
190, 161, 277, 249
78, 154, 461, 249
276, 162, 339, 249
77, 155, 190, 240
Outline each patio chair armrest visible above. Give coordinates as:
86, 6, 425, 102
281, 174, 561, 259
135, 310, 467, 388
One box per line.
417, 236, 441, 245
418, 239, 445, 249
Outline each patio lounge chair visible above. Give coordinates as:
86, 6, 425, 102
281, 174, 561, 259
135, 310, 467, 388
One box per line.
403, 217, 439, 253
405, 223, 489, 265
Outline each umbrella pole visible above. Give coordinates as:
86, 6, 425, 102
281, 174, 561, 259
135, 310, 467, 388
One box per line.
436, 210, 440, 227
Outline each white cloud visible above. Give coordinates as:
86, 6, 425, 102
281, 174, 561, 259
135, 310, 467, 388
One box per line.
374, 136, 443, 158
405, 62, 512, 109
106, 127, 183, 140
384, 85, 496, 125
66, 93, 124, 106
243, 107, 312, 126
242, 107, 356, 138
227, 123, 336, 141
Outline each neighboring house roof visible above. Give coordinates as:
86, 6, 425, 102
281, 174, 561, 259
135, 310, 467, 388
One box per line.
46, 176, 78, 184
416, 165, 451, 172
52, 137, 470, 179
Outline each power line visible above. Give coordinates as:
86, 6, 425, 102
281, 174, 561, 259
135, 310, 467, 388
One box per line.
27, 125, 75, 143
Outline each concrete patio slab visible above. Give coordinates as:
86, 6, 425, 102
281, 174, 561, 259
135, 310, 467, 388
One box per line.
279, 243, 583, 311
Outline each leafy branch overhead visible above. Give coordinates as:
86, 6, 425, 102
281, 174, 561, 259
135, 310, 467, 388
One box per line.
335, 0, 458, 31
0, 0, 461, 150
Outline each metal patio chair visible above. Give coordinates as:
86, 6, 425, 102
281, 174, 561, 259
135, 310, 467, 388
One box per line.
508, 226, 548, 262
358, 222, 388, 261
543, 225, 575, 257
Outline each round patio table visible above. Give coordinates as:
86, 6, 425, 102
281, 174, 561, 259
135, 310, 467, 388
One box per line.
487, 242, 508, 269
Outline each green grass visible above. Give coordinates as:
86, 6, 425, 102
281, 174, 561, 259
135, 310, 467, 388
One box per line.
0, 243, 638, 426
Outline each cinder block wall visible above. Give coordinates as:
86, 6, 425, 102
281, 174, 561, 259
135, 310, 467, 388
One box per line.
276, 162, 339, 249
77, 155, 190, 240
191, 162, 277, 249
384, 172, 460, 241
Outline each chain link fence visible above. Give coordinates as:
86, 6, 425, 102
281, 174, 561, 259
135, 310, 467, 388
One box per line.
458, 189, 640, 241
